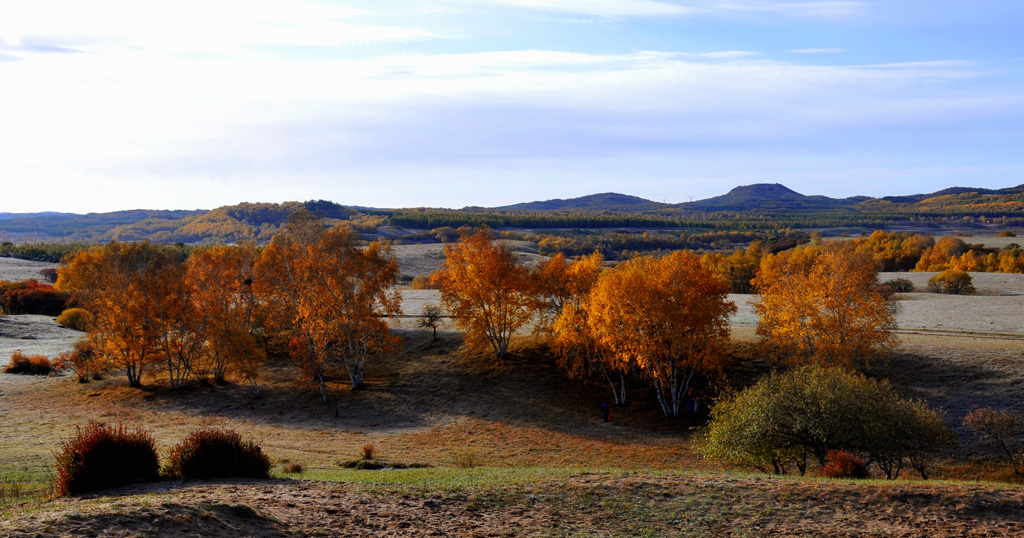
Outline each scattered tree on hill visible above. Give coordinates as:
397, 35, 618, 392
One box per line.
255, 212, 401, 398
586, 251, 736, 417
927, 269, 976, 295
696, 365, 954, 478
418, 304, 444, 341
753, 244, 897, 368
436, 230, 534, 359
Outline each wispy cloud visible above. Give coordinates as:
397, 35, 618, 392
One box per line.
789, 48, 844, 54
714, 1, 867, 19
465, 0, 695, 17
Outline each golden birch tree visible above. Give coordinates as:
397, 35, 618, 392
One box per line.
256, 213, 401, 399
437, 230, 534, 359
58, 242, 174, 388
753, 244, 897, 367
587, 251, 736, 417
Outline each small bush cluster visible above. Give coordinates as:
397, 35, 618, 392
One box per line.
55, 308, 94, 331
4, 351, 55, 376
821, 450, 869, 479
53, 423, 160, 496
882, 278, 915, 293
361, 443, 377, 461
53, 425, 272, 496
0, 280, 69, 316
164, 429, 271, 479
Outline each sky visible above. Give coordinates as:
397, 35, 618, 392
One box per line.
1, 0, 1023, 213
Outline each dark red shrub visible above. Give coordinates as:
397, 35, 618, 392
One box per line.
821, 450, 870, 479
0, 282, 69, 316
4, 351, 54, 375
53, 423, 160, 496
164, 429, 270, 479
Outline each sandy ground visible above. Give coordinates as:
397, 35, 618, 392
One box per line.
0, 257, 57, 283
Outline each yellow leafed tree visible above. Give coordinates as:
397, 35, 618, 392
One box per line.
587, 251, 736, 417
255, 212, 401, 398
753, 244, 897, 367
187, 244, 266, 394
437, 230, 534, 359
58, 242, 177, 387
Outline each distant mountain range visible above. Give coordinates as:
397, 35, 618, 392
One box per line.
2, 183, 1023, 243
503, 183, 1024, 213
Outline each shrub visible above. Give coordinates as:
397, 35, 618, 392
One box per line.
39, 267, 59, 283
453, 449, 481, 469
53, 423, 160, 496
164, 429, 271, 479
0, 281, 68, 316
66, 339, 103, 382
4, 351, 54, 376
282, 462, 303, 474
55, 308, 94, 331
928, 269, 975, 295
695, 365, 954, 478
821, 450, 869, 479
999, 230, 1017, 237
882, 278, 915, 293
361, 443, 377, 461
964, 407, 1024, 476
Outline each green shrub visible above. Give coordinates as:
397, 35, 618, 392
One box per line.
55, 308, 94, 331
928, 269, 975, 295
4, 351, 54, 376
882, 278, 915, 293
821, 450, 869, 479
695, 365, 954, 479
53, 423, 160, 496
164, 429, 271, 479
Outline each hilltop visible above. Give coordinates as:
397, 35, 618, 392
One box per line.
2, 183, 1024, 244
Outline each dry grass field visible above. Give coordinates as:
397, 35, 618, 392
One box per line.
2, 256, 1024, 536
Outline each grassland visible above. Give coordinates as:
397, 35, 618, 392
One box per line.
1, 258, 1024, 536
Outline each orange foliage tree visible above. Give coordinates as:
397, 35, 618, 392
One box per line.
187, 244, 266, 394
546, 253, 632, 404
437, 230, 535, 359
58, 242, 177, 387
753, 244, 897, 367
586, 251, 736, 417
255, 213, 401, 398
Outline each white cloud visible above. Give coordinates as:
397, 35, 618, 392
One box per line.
714, 1, 867, 19
789, 48, 844, 54
461, 0, 695, 17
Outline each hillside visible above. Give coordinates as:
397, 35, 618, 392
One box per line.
3, 183, 1024, 244
498, 192, 666, 211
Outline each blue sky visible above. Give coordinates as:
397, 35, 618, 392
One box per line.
1, 0, 1022, 212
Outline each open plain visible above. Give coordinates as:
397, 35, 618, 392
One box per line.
1, 254, 1024, 536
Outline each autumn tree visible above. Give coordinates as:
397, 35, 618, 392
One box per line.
418, 304, 444, 341
58, 242, 176, 387
187, 244, 266, 394
437, 230, 534, 359
753, 244, 897, 368
586, 251, 736, 417
927, 269, 976, 295
255, 212, 401, 399
547, 253, 631, 404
